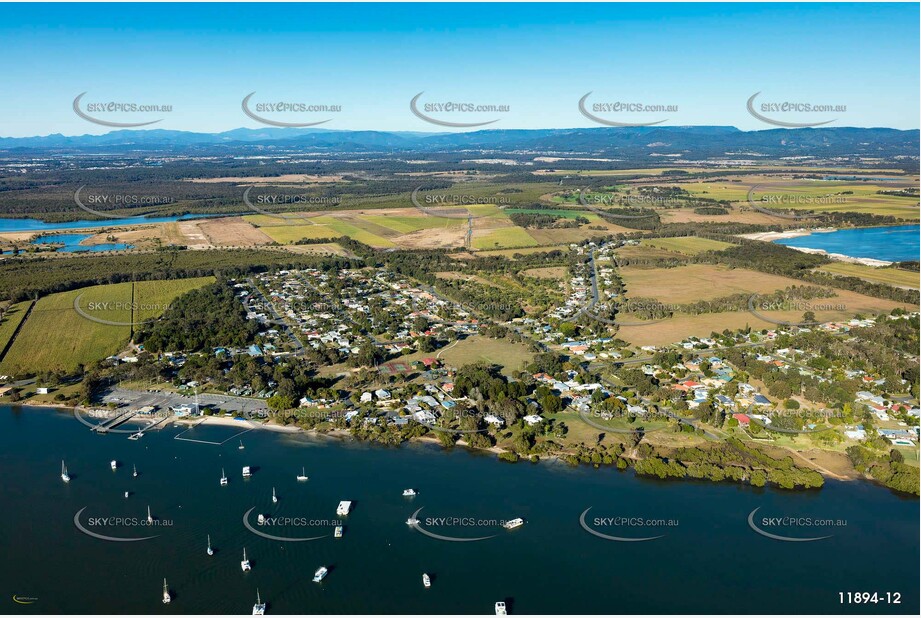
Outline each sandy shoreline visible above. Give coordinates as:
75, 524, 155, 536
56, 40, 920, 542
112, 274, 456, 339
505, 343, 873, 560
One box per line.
739, 227, 894, 267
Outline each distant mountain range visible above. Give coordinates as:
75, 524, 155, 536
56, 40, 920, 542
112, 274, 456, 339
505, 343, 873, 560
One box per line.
1, 126, 918, 160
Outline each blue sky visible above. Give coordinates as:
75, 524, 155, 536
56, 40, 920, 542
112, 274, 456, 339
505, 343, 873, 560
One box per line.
0, 2, 918, 136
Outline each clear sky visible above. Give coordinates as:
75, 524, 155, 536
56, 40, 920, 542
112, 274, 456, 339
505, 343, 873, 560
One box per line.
1, 2, 918, 137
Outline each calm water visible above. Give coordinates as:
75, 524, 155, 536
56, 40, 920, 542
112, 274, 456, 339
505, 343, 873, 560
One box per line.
774, 225, 920, 262
0, 214, 221, 233
1, 405, 917, 615
31, 233, 133, 253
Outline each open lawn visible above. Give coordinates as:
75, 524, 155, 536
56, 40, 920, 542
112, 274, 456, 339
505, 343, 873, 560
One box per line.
619, 264, 805, 304
816, 263, 920, 289
0, 277, 213, 375
402, 336, 534, 376
260, 223, 340, 244
471, 226, 537, 250
0, 301, 32, 358
641, 236, 736, 255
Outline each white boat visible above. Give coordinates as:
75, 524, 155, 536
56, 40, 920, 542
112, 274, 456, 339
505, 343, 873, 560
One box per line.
124, 491, 129, 498
502, 518, 525, 530
207, 534, 213, 556
147, 506, 153, 524
422, 573, 431, 588
61, 461, 70, 483
220, 468, 228, 486
162, 579, 171, 604
257, 513, 266, 525
272, 487, 278, 504
242, 466, 252, 478
252, 589, 266, 615
239, 440, 245, 450
132, 464, 138, 478
334, 526, 343, 538
402, 488, 417, 497
241, 547, 251, 572
312, 566, 328, 583
296, 467, 309, 481
336, 501, 352, 516
495, 602, 507, 615
406, 517, 420, 526
110, 460, 117, 470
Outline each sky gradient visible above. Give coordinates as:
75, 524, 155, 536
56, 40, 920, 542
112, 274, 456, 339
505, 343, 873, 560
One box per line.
0, 2, 918, 137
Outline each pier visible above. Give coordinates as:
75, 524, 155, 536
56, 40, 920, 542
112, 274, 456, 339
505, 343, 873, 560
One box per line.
91, 409, 139, 433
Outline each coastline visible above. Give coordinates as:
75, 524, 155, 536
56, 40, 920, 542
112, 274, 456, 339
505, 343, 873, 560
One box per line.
8, 400, 853, 484
739, 227, 899, 267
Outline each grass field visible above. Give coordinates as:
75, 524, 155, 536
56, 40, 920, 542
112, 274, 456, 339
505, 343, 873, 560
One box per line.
471, 226, 537, 250
0, 277, 213, 375
677, 177, 919, 220
619, 264, 807, 304
311, 216, 396, 248
614, 264, 910, 346
816, 263, 920, 289
260, 224, 340, 244
0, 301, 32, 358
402, 336, 535, 376
641, 237, 736, 255
360, 215, 465, 234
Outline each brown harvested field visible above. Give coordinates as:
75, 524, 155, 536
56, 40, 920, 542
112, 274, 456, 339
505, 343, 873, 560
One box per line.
198, 217, 273, 246
176, 220, 212, 248
615, 245, 684, 260
397, 226, 467, 249
619, 264, 804, 303
83, 222, 196, 249
616, 293, 910, 347
280, 243, 354, 257
522, 266, 568, 279
658, 208, 787, 225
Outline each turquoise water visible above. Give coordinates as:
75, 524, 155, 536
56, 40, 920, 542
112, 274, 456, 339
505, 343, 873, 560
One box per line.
31, 233, 133, 253
1, 405, 917, 614
0, 214, 222, 233
774, 225, 920, 262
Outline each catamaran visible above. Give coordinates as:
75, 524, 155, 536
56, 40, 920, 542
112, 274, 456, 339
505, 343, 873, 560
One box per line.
61, 461, 70, 483
312, 566, 328, 583
272, 487, 278, 504
207, 534, 213, 556
422, 573, 431, 588
296, 467, 309, 481
241, 547, 251, 571
220, 468, 228, 486
242, 466, 252, 478
402, 488, 417, 497
162, 579, 171, 604
334, 525, 343, 538
336, 501, 352, 516
132, 464, 138, 478
502, 518, 525, 530
252, 589, 266, 615
495, 602, 507, 615
110, 460, 117, 470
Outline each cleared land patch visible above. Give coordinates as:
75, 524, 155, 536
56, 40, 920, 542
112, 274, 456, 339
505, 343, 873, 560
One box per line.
815, 263, 920, 289
0, 277, 213, 375
641, 237, 736, 255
